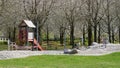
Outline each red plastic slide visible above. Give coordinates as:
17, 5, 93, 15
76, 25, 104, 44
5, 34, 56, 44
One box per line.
33, 38, 43, 51
29, 38, 43, 51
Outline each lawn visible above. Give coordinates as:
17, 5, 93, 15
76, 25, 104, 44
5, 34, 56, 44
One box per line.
0, 52, 120, 68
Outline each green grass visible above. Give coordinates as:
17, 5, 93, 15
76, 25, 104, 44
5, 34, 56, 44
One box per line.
0, 52, 120, 68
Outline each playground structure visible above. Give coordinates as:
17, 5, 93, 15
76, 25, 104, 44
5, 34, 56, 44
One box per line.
9, 20, 43, 51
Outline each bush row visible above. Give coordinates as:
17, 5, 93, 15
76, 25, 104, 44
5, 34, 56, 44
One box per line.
0, 41, 8, 45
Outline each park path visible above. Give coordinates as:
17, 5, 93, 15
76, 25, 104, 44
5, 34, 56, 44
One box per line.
0, 44, 120, 60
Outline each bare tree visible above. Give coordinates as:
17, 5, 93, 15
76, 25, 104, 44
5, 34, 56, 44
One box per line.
52, 10, 69, 46
91, 0, 104, 42
23, 0, 55, 44
62, 0, 84, 48
102, 0, 116, 43
115, 0, 120, 43
0, 0, 23, 42
84, 0, 93, 46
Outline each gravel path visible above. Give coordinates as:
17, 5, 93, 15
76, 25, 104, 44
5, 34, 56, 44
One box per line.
0, 44, 120, 60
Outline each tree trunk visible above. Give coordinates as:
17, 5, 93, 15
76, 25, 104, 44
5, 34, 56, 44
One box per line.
83, 25, 86, 45
119, 27, 120, 43
13, 22, 16, 42
46, 24, 49, 47
88, 24, 93, 46
108, 23, 111, 43
39, 27, 42, 45
60, 27, 64, 46
107, 0, 111, 43
70, 22, 75, 48
8, 27, 11, 41
94, 24, 97, 42
112, 27, 114, 43
60, 33, 64, 46
33, 19, 37, 40
98, 24, 101, 43
87, 0, 93, 46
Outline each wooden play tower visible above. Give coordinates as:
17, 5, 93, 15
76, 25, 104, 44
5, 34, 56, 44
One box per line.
18, 20, 43, 51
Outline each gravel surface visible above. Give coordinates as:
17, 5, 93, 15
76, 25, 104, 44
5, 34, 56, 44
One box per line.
0, 44, 120, 60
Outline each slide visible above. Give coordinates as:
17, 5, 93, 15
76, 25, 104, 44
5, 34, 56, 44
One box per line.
33, 38, 43, 51
29, 38, 43, 51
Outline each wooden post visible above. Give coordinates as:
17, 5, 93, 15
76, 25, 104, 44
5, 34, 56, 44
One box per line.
26, 27, 29, 46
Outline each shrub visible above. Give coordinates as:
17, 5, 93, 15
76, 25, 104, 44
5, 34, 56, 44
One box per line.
0, 41, 7, 45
